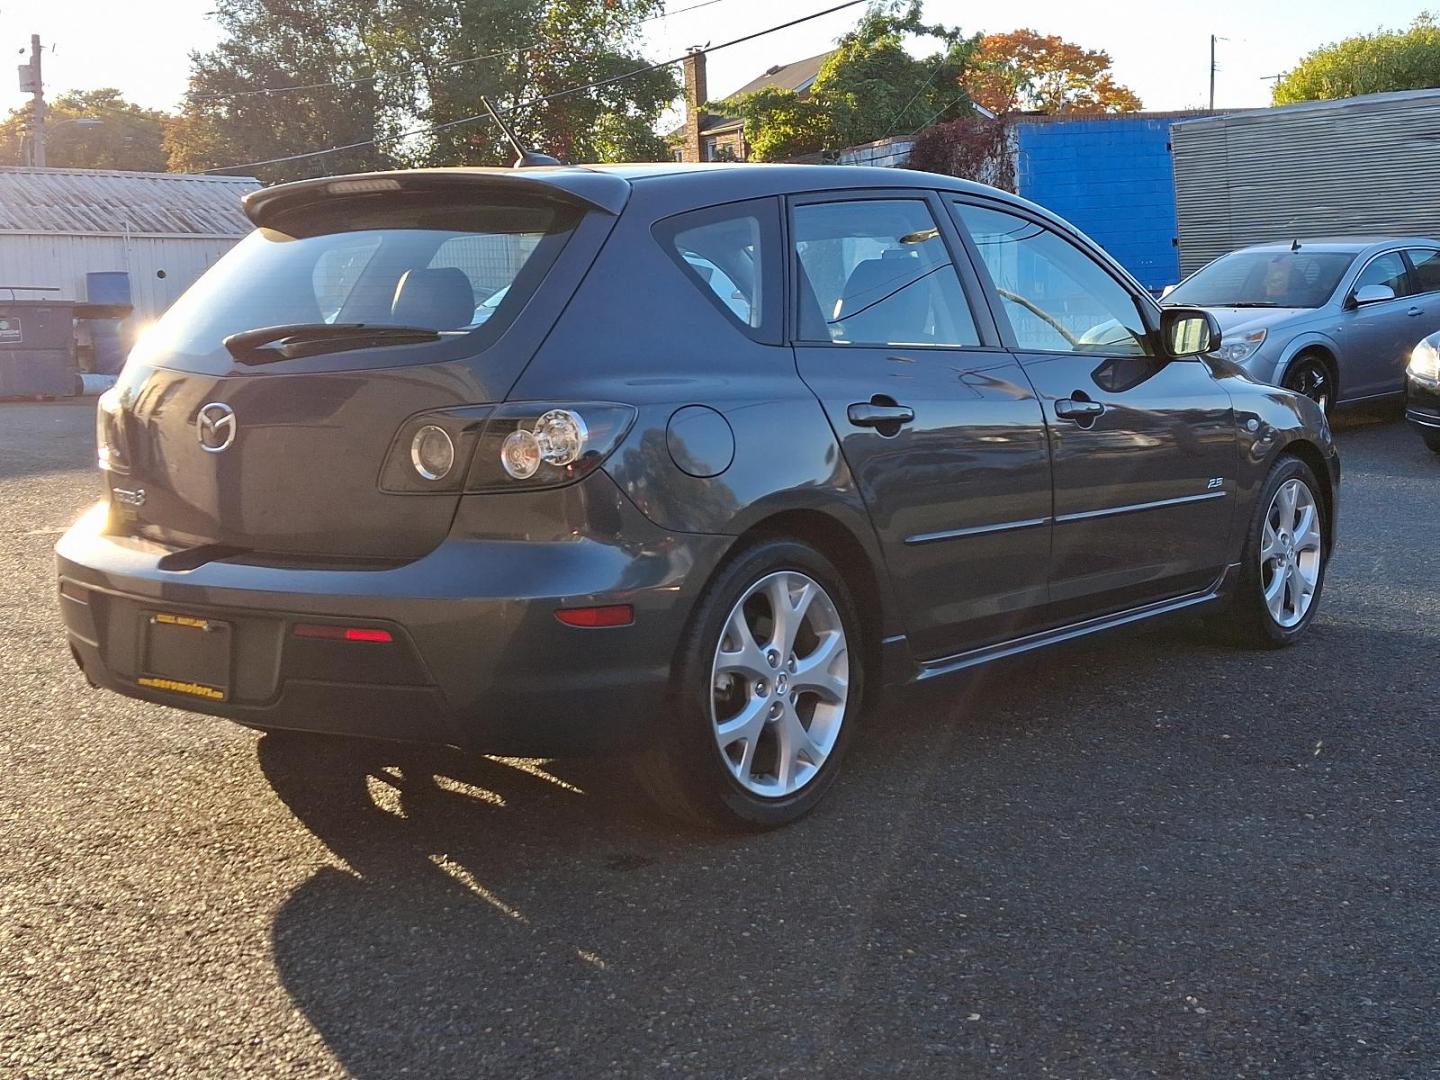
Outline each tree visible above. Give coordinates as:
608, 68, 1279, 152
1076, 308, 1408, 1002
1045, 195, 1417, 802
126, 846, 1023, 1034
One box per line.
1273, 13, 1440, 104
167, 0, 679, 181
717, 0, 978, 162
0, 89, 170, 171
965, 29, 1142, 114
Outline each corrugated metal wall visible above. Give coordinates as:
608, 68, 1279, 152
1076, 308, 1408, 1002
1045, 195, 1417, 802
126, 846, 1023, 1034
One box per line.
0, 234, 239, 320
1172, 89, 1440, 275
1015, 116, 1183, 292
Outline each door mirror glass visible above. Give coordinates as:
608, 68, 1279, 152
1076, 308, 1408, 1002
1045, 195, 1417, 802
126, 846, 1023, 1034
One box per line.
1160, 307, 1221, 358
1352, 283, 1396, 306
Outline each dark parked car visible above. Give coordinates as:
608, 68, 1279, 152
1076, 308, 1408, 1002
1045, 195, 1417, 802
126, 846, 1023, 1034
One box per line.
1405, 330, 1440, 453
1163, 238, 1440, 413
58, 164, 1340, 828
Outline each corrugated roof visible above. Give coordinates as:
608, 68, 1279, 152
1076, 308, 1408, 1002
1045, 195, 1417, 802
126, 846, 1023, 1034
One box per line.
0, 167, 260, 238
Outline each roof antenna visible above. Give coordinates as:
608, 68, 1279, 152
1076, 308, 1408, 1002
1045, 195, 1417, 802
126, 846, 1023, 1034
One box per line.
1291, 238, 1302, 252
480, 96, 562, 169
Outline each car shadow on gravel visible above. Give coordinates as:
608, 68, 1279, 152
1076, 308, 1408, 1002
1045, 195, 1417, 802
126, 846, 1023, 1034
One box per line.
259, 608, 1436, 1078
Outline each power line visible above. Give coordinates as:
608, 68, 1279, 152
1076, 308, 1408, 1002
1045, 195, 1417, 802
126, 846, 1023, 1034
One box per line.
880, 48, 955, 139
188, 0, 740, 104
204, 0, 867, 174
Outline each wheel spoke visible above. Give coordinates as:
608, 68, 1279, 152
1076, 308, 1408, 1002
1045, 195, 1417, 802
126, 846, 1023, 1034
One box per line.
1278, 481, 1298, 530
1260, 519, 1280, 562
715, 606, 768, 681
766, 574, 814, 657
1263, 564, 1287, 618
1293, 506, 1321, 554
791, 630, 848, 703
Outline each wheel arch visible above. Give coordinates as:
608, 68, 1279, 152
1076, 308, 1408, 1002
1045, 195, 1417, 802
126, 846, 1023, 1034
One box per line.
1278, 340, 1340, 402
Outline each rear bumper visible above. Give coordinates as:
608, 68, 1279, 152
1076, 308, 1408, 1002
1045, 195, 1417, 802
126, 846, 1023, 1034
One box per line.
56, 484, 733, 754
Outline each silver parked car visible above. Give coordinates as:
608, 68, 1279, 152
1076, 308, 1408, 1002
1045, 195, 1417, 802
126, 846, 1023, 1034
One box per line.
1163, 238, 1440, 411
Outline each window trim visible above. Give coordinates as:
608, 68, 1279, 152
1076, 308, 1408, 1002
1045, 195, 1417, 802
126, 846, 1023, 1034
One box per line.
944, 193, 1161, 359
651, 196, 783, 345
783, 188, 1002, 351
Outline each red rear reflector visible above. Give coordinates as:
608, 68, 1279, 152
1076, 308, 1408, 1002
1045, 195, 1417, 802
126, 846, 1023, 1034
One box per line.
293, 623, 394, 643
554, 604, 634, 628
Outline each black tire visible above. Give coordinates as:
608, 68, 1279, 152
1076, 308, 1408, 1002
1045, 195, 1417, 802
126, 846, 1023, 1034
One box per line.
1422, 428, 1440, 455
1218, 455, 1328, 649
1282, 352, 1335, 415
633, 538, 865, 831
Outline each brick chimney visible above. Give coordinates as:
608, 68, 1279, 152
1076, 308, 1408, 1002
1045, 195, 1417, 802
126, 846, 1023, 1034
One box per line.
682, 48, 708, 163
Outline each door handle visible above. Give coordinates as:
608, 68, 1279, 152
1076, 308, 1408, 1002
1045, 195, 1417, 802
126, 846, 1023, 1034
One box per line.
847, 401, 915, 428
1408, 306, 1424, 316
1055, 397, 1106, 421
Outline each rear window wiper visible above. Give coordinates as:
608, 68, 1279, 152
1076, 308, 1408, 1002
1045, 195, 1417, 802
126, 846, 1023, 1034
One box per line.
223, 323, 442, 364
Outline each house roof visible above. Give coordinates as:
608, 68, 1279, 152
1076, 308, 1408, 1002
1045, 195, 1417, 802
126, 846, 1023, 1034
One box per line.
725, 50, 835, 100
0, 167, 260, 238
694, 50, 838, 139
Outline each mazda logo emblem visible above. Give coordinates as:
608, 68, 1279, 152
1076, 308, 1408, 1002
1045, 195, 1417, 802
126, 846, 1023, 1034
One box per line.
196, 402, 237, 453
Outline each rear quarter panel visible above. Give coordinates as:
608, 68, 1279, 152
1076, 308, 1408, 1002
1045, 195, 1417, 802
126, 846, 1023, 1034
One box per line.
507, 179, 902, 634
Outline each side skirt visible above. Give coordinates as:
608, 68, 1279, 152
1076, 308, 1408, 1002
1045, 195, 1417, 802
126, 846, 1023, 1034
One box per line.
908, 564, 1240, 685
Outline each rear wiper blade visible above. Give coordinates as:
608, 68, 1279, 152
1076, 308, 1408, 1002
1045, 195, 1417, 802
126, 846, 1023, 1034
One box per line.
223, 323, 441, 364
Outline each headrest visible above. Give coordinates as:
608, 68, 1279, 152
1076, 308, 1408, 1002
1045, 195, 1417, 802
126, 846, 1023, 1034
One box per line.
835, 256, 930, 341
390, 267, 475, 330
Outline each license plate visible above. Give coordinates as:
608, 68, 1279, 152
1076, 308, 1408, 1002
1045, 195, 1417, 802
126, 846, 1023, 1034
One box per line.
138, 611, 232, 702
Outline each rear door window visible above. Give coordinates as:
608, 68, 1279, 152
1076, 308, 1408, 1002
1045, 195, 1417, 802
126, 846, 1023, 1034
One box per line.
1406, 248, 1440, 295
654, 198, 781, 342
791, 198, 981, 347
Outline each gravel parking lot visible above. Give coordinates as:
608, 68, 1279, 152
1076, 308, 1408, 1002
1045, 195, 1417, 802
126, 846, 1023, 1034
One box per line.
2, 399, 1437, 1078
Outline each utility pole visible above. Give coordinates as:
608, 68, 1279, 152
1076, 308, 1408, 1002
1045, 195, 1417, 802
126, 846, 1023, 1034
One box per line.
1208, 35, 1216, 111
18, 34, 45, 166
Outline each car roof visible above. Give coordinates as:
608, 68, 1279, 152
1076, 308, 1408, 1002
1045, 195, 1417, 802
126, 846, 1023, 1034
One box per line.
1233, 237, 1440, 255
250, 162, 1019, 225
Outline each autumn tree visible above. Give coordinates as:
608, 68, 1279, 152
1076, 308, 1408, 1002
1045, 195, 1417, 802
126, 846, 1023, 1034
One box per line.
718, 0, 977, 162
167, 0, 678, 181
966, 29, 1142, 114
0, 89, 170, 171
1273, 12, 1440, 104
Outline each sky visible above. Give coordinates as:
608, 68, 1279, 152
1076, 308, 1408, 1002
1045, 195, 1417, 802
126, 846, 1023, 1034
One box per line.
0, 0, 1432, 123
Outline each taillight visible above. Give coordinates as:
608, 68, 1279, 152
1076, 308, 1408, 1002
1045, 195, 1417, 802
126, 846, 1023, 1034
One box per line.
467, 403, 635, 492
96, 386, 128, 472
378, 403, 635, 494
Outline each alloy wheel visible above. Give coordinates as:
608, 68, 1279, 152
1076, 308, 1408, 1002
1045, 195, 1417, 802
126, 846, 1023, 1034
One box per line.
709, 570, 849, 798
1260, 478, 1323, 628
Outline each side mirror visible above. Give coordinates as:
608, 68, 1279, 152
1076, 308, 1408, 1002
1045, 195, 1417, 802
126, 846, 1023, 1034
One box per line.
1159, 306, 1221, 359
1350, 283, 1395, 307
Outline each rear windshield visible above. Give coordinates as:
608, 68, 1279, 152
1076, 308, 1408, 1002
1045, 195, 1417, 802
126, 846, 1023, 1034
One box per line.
136, 197, 579, 365
1166, 249, 1355, 309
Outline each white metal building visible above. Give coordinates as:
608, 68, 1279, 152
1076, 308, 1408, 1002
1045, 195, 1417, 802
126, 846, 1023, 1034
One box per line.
0, 167, 260, 320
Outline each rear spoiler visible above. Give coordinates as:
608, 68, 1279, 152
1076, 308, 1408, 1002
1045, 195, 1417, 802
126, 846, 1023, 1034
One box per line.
243, 167, 631, 229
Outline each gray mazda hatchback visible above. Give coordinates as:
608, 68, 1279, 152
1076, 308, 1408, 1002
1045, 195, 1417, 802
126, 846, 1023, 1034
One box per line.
57, 164, 1340, 829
